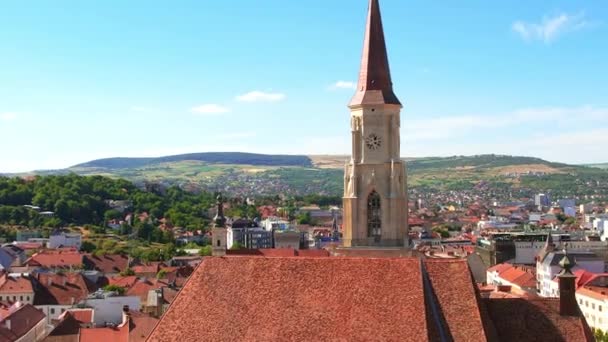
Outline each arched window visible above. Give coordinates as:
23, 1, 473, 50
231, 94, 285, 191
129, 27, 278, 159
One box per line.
367, 191, 381, 242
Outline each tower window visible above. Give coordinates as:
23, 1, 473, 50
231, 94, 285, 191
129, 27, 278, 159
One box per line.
367, 191, 381, 242
217, 239, 221, 247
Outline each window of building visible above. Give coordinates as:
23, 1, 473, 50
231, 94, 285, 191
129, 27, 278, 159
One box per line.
26, 296, 30, 301
367, 191, 381, 242
62, 309, 65, 313
580, 299, 583, 304
600, 305, 603, 312
586, 301, 589, 307
19, 296, 23, 301
51, 308, 55, 314
12, 296, 15, 301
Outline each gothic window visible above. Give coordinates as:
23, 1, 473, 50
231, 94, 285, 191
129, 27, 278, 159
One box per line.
367, 191, 381, 242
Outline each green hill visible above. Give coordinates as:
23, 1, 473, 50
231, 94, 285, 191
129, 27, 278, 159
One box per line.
5, 153, 608, 198
72, 152, 313, 169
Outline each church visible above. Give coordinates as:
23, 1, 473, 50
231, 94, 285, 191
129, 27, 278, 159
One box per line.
148, 1, 593, 341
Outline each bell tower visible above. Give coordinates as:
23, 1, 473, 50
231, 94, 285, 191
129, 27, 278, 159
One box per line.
343, 0, 408, 247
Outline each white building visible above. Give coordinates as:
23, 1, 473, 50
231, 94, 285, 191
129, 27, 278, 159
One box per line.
516, 239, 608, 265
49, 231, 82, 250
260, 217, 291, 232
80, 291, 141, 326
536, 237, 604, 297
577, 280, 608, 333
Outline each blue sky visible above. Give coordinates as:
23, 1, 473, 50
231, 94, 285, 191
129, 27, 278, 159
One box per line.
1, 0, 607, 172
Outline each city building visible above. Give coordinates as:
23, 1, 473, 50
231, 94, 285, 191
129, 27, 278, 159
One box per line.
0, 273, 34, 305
15, 230, 41, 242
0, 303, 47, 341
341, 0, 408, 248
535, 193, 551, 207
536, 235, 604, 297
34, 273, 91, 324
80, 290, 141, 326
49, 230, 82, 250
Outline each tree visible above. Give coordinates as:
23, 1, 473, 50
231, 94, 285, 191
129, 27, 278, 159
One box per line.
81, 241, 97, 253
120, 268, 135, 276
156, 269, 168, 279
103, 284, 126, 296
199, 245, 212, 256
230, 241, 244, 250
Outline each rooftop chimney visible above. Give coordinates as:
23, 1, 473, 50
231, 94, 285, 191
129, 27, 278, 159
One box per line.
558, 251, 578, 316
4, 319, 10, 331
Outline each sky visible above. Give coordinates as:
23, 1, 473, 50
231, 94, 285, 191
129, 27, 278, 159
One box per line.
1, 0, 607, 172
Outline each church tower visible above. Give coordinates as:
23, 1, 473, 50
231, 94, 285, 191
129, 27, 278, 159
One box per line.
343, 0, 408, 247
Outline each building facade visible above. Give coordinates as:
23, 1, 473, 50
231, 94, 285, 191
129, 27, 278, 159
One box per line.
342, 0, 408, 247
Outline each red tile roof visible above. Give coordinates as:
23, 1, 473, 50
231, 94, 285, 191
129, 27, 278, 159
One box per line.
484, 298, 593, 342
149, 257, 430, 341
498, 267, 537, 289
132, 262, 163, 276
79, 320, 129, 342
69, 308, 94, 324
0, 275, 33, 294
487, 263, 512, 274
126, 279, 168, 303
34, 273, 91, 305
0, 304, 46, 341
149, 255, 592, 342
83, 254, 129, 274
577, 286, 608, 301
26, 250, 83, 268
424, 259, 492, 341
129, 311, 159, 342
107, 276, 138, 289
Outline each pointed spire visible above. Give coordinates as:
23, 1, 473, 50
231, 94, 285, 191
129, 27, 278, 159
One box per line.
350, 0, 401, 107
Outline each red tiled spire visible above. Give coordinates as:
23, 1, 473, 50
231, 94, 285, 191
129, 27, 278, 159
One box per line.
350, 0, 401, 107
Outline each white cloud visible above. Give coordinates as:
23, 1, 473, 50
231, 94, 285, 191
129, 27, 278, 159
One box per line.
512, 12, 591, 43
235, 91, 286, 103
0, 112, 17, 121
329, 81, 357, 90
191, 104, 231, 115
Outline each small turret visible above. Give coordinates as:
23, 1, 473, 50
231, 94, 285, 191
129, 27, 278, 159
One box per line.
212, 192, 227, 256
558, 247, 578, 316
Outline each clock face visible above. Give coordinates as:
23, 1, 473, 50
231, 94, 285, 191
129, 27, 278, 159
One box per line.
365, 133, 382, 150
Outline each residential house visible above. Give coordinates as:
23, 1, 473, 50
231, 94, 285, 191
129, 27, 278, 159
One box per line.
577, 281, 608, 333
131, 263, 164, 278
45, 309, 94, 342
25, 250, 83, 272
125, 278, 169, 314
0, 303, 47, 342
15, 230, 41, 242
49, 230, 82, 250
34, 273, 92, 324
83, 254, 129, 276
0, 273, 34, 305
0, 249, 16, 273
77, 306, 158, 342
0, 245, 26, 269
80, 290, 141, 326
